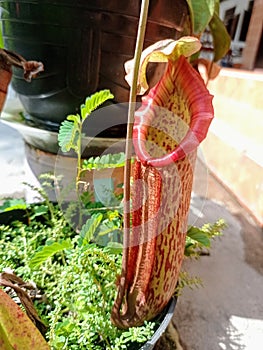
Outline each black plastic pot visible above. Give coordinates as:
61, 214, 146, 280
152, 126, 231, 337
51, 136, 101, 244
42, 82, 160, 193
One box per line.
0, 0, 189, 133
138, 297, 177, 350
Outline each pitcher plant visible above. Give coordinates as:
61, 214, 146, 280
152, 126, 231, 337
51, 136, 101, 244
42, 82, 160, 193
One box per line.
112, 37, 215, 328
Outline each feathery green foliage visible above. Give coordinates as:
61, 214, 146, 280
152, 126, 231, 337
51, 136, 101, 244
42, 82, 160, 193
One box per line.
58, 90, 113, 154
80, 90, 114, 119
82, 152, 126, 170
0, 180, 225, 349
0, 196, 156, 349
78, 213, 103, 247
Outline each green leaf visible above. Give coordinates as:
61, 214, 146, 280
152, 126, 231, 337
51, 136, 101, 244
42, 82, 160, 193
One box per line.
186, 0, 216, 34
67, 114, 81, 124
31, 204, 49, 218
98, 226, 119, 237
185, 220, 225, 256
185, 0, 230, 61
78, 213, 103, 246
80, 89, 114, 121
55, 320, 76, 335
0, 289, 50, 349
106, 241, 123, 254
0, 198, 27, 212
187, 227, 211, 247
209, 13, 231, 61
82, 152, 126, 170
29, 239, 73, 268
58, 119, 79, 153
214, 0, 220, 15
176, 271, 203, 295
0, 23, 3, 49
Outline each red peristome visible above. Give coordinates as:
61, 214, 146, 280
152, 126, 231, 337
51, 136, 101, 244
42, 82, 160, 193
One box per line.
133, 55, 214, 167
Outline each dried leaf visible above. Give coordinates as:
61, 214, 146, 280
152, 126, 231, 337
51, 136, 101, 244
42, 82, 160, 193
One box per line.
22, 60, 44, 82
196, 58, 221, 80
0, 48, 44, 112
0, 271, 47, 335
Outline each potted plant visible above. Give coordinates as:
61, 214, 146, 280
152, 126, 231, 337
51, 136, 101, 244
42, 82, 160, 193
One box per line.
0, 54, 226, 350
0, 0, 230, 199
0, 110, 225, 348
0, 0, 229, 134
0, 0, 192, 132
0, 0, 230, 200
0, 172, 225, 349
0, 86, 226, 349
0, 0, 230, 348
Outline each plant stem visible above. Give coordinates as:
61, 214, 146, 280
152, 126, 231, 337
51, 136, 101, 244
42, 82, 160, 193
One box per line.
76, 122, 83, 228
123, 0, 150, 246
76, 123, 82, 191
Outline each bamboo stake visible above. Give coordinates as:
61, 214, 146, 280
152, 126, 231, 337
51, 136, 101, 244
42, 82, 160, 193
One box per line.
123, 0, 150, 248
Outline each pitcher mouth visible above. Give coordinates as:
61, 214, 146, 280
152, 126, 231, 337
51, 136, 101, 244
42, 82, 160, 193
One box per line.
133, 56, 214, 167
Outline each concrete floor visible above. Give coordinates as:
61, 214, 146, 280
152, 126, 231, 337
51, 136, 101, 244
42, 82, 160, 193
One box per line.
174, 158, 263, 350
0, 120, 262, 350
0, 121, 40, 204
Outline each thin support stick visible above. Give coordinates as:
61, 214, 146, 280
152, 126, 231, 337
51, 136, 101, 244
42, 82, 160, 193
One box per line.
123, 0, 150, 245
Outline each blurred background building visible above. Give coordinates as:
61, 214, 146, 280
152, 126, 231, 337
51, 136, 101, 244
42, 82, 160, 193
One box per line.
220, 0, 263, 69
200, 0, 263, 226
